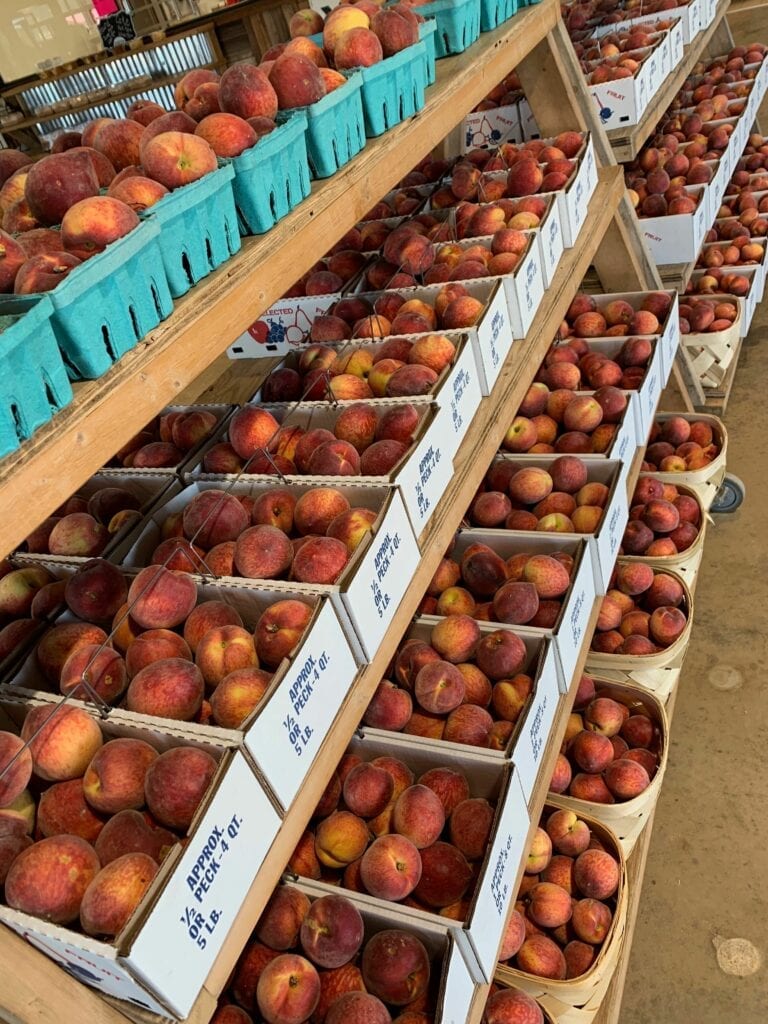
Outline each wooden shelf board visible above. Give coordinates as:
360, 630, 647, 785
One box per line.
14, 165, 625, 1024
0, 0, 560, 561
606, 0, 732, 162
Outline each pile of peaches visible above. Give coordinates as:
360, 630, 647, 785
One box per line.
641, 415, 720, 473
0, 704, 209, 938
0, 558, 309, 729
622, 475, 701, 557
591, 563, 688, 656
549, 675, 661, 804
498, 806, 622, 981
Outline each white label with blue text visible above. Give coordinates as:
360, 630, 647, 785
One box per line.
399, 430, 454, 535
554, 550, 597, 687
467, 772, 529, 978
247, 600, 359, 807
128, 753, 280, 1017
343, 490, 421, 659
513, 643, 560, 801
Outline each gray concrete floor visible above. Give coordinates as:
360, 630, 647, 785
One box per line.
620, 307, 768, 1019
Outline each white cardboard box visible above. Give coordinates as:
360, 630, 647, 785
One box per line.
447, 530, 598, 690
295, 878, 484, 1022
586, 43, 663, 131
462, 102, 523, 152
377, 616, 561, 801
641, 186, 708, 263
517, 95, 539, 141
5, 570, 362, 813
122, 476, 420, 664
228, 294, 339, 358
0, 697, 280, 1018
592, 6, 692, 46
313, 732, 531, 981
247, 332, 483, 464
553, 133, 598, 247
485, 456, 629, 595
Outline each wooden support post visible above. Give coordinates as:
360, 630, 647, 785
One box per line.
517, 18, 614, 165
705, 11, 735, 56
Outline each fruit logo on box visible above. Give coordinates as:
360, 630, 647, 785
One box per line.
465, 117, 503, 149
247, 310, 312, 349
592, 92, 614, 125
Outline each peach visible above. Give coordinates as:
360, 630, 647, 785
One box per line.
493, 581, 540, 625
563, 940, 596, 979
621, 714, 654, 748
574, 848, 619, 900
605, 759, 651, 799
616, 562, 654, 595
292, 536, 348, 584
46, 513, 107, 557
516, 934, 566, 980
412, 840, 472, 908
270, 53, 326, 110
80, 852, 158, 937
325, 992, 391, 1024
60, 644, 127, 702
257, 953, 321, 1024
361, 929, 430, 1006
24, 152, 99, 225
550, 753, 572, 794
0, 566, 53, 617
125, 628, 191, 679
21, 704, 103, 782
254, 598, 312, 669
526, 827, 552, 874
572, 729, 614, 773
334, 27, 383, 68
0, 732, 32, 807
126, 657, 204, 720
144, 745, 217, 830
61, 559, 126, 624
476, 630, 526, 680
414, 660, 465, 714
546, 809, 590, 856
312, 965, 367, 1023
299, 893, 364, 969
568, 898, 612, 950
584, 697, 625, 737
5, 834, 100, 924
527, 881, 573, 929
195, 625, 257, 688
461, 546, 508, 597
109, 173, 169, 213
393, 784, 445, 848
182, 489, 249, 548
257, 885, 311, 950
430, 613, 481, 664
649, 606, 687, 646
343, 763, 394, 818
418, 767, 470, 815
82, 737, 157, 815
142, 131, 218, 188
126, 566, 197, 630
95, 808, 175, 866
210, 666, 271, 728
483, 989, 544, 1023
449, 797, 493, 861
183, 601, 243, 654
491, 674, 533, 723
0, 834, 33, 884
315, 810, 369, 869
359, 833, 422, 900
444, 703, 494, 746
59, 194, 138, 261
294, 487, 350, 536
522, 555, 570, 598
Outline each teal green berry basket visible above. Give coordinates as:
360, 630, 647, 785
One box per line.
415, 0, 481, 57
419, 20, 437, 85
226, 113, 311, 235
40, 221, 172, 381
352, 40, 428, 137
146, 164, 240, 298
0, 294, 73, 458
480, 0, 517, 31
278, 74, 366, 179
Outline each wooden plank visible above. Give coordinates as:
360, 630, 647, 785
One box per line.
516, 19, 614, 165
0, 924, 136, 1024
0, 0, 560, 561
606, 0, 732, 162
0, 168, 624, 1024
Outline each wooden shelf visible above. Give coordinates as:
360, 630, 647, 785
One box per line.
0, 164, 626, 1024
3, 62, 225, 133
606, 0, 732, 162
0, 0, 561, 562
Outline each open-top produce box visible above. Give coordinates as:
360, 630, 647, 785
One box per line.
122, 475, 420, 663
0, 694, 280, 1018
4, 560, 361, 814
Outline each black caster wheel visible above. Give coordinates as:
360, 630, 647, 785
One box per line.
711, 473, 745, 514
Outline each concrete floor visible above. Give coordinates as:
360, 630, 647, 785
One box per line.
620, 306, 768, 1018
